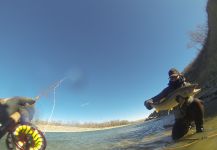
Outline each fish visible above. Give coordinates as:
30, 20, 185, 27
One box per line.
152, 84, 201, 112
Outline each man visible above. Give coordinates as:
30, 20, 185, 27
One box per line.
144, 68, 204, 140
0, 97, 35, 139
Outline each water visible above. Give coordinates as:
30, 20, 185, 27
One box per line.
0, 115, 174, 150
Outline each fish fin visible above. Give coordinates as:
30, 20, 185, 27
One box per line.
156, 110, 159, 113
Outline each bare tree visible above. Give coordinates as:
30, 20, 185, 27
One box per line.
187, 24, 208, 51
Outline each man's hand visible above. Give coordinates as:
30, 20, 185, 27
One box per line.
144, 99, 154, 110
0, 97, 35, 124
0, 97, 36, 139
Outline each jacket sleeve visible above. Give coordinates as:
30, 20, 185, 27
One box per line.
144, 86, 173, 110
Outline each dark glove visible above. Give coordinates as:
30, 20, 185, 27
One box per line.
144, 99, 153, 110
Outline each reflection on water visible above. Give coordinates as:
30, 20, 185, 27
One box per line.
0, 115, 174, 150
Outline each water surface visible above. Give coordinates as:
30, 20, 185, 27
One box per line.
0, 115, 174, 150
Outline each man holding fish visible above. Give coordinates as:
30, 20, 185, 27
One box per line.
144, 68, 204, 140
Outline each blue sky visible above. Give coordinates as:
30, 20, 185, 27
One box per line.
0, 0, 207, 122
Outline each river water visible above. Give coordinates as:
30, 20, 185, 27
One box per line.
0, 116, 174, 150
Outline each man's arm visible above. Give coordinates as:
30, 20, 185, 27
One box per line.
144, 86, 174, 110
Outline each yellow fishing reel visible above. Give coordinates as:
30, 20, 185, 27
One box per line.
6, 123, 46, 150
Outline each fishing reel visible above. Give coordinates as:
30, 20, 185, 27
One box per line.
6, 123, 46, 150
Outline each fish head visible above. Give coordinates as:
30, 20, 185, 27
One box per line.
174, 84, 200, 98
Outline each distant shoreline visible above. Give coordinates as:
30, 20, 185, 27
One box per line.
33, 119, 145, 132
35, 124, 131, 132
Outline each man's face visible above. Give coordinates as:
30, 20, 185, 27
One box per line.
169, 74, 179, 82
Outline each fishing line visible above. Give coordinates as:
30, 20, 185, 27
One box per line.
37, 77, 67, 135
35, 70, 82, 134
48, 78, 66, 123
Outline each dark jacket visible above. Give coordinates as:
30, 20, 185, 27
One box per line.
151, 75, 189, 103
